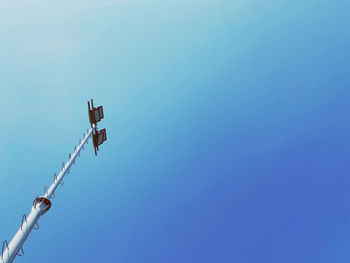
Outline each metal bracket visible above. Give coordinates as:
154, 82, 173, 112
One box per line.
16, 247, 24, 257
21, 214, 27, 231
33, 196, 51, 215
43, 186, 48, 196
53, 173, 57, 182
1, 240, 9, 261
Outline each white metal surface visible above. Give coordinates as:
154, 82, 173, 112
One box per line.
1, 126, 95, 263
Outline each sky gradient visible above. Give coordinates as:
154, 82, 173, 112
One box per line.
0, 1, 350, 262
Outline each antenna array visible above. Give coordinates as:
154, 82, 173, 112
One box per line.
0, 99, 107, 263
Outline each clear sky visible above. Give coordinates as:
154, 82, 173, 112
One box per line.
0, 0, 349, 262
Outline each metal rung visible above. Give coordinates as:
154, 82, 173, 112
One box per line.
1, 240, 9, 260
33, 222, 39, 231
33, 195, 39, 210
21, 214, 27, 231
33, 195, 44, 211
16, 247, 24, 257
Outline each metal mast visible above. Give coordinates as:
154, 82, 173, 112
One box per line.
1, 99, 107, 263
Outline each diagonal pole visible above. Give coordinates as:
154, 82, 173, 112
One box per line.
0, 125, 96, 263
45, 125, 95, 200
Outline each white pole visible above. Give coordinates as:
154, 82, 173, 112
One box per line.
0, 126, 95, 263
46, 126, 94, 200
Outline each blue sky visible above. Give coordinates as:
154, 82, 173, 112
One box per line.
0, 0, 349, 262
